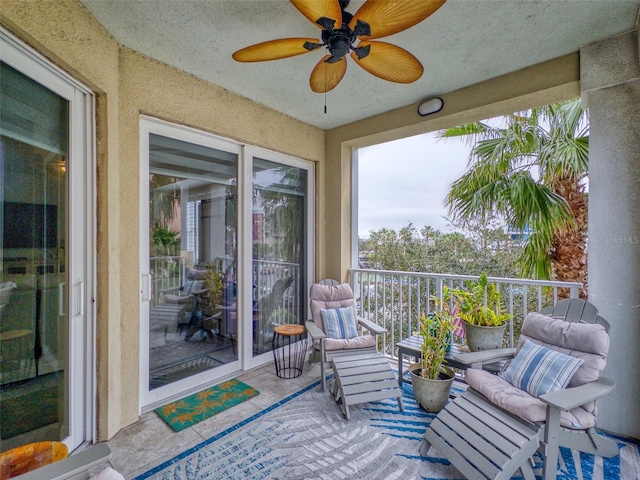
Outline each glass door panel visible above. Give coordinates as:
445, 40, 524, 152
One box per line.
251, 158, 307, 357
0, 62, 69, 451
146, 133, 238, 393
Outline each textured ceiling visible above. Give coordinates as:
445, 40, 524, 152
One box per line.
79, 0, 640, 130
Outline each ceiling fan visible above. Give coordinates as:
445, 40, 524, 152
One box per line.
232, 0, 447, 93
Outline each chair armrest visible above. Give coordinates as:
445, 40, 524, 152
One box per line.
453, 348, 516, 368
357, 317, 387, 335
305, 320, 325, 340
540, 376, 616, 411
161, 285, 181, 294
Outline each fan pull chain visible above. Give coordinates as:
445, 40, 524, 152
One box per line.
324, 63, 327, 114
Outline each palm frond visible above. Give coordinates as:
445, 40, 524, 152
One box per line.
519, 229, 553, 279
438, 122, 501, 149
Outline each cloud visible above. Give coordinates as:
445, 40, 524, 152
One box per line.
358, 131, 470, 238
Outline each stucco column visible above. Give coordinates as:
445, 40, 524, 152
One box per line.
581, 24, 640, 439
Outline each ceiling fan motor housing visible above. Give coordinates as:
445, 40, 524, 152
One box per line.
324, 29, 354, 59
319, 9, 370, 62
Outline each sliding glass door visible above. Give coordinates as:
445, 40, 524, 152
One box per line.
250, 157, 309, 358
0, 28, 94, 452
140, 120, 314, 407
140, 120, 241, 406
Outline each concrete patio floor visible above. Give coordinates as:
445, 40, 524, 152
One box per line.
107, 355, 324, 479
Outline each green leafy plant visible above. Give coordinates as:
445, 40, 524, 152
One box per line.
417, 307, 454, 380
150, 225, 180, 257
448, 272, 511, 327
203, 266, 224, 310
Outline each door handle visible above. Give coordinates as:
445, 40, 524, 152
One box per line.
78, 280, 85, 316
141, 274, 151, 302
59, 282, 66, 317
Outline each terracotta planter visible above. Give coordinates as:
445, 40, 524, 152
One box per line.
463, 321, 507, 352
409, 363, 455, 413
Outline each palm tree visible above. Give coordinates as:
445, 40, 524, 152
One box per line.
255, 165, 306, 263
441, 99, 589, 296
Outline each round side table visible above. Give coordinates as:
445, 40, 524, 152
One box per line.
272, 324, 307, 379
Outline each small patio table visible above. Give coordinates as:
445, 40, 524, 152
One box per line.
395, 335, 469, 386
272, 324, 307, 379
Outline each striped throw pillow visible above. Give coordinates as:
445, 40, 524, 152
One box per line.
500, 339, 584, 398
321, 307, 358, 339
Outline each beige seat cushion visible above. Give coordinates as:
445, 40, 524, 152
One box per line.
465, 312, 610, 430
466, 368, 596, 429
323, 334, 376, 351
310, 283, 356, 330
309, 282, 376, 351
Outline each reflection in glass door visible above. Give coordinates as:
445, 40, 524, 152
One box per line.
251, 158, 308, 357
1, 61, 71, 450
143, 129, 239, 402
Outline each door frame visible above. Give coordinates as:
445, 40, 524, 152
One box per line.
1, 27, 97, 450
241, 146, 315, 371
139, 116, 243, 409
139, 117, 315, 409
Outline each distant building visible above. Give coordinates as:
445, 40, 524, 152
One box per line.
505, 224, 533, 242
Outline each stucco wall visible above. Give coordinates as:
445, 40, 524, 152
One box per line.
324, 54, 580, 281
116, 48, 325, 432
1, 0, 324, 441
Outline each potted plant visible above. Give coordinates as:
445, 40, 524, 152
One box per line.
448, 272, 511, 352
202, 266, 224, 313
409, 307, 455, 413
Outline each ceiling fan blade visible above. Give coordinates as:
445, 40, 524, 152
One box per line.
309, 55, 347, 93
232, 38, 322, 62
350, 41, 423, 84
349, 0, 446, 40
290, 0, 342, 30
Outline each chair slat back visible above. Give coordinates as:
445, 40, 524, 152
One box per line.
540, 298, 610, 332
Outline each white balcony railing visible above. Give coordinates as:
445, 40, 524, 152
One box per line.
349, 268, 582, 359
150, 256, 301, 325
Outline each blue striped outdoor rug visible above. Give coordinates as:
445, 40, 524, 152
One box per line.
135, 380, 640, 479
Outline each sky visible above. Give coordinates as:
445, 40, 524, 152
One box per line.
357, 131, 472, 239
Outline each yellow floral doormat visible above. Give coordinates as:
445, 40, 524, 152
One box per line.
155, 379, 259, 432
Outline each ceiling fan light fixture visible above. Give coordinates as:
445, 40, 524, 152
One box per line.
418, 97, 444, 116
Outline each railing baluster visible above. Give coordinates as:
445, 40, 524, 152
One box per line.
389, 277, 396, 358
509, 285, 514, 348
382, 274, 387, 354
537, 285, 543, 312
416, 277, 421, 335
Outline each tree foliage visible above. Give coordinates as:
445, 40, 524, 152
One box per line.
361, 222, 521, 279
